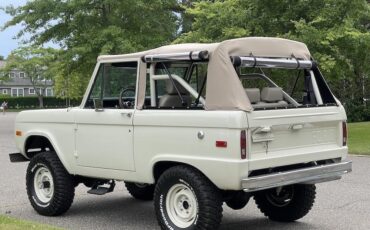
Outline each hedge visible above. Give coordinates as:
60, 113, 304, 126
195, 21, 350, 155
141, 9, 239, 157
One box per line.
0, 96, 82, 109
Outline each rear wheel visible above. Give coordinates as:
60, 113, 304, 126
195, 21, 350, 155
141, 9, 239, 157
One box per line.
154, 166, 223, 230
26, 152, 75, 216
254, 184, 316, 222
125, 182, 154, 201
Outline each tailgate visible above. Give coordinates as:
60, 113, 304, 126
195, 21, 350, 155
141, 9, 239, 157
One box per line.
246, 106, 347, 171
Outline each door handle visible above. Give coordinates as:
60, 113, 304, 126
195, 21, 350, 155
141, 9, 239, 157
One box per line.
291, 124, 304, 130
252, 126, 274, 143
120, 112, 132, 118
259, 126, 271, 133
252, 126, 272, 135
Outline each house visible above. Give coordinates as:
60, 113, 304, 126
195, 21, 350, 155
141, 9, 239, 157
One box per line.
0, 60, 54, 97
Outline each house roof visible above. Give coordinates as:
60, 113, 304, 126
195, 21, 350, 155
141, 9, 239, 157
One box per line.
0, 78, 53, 87
0, 60, 53, 87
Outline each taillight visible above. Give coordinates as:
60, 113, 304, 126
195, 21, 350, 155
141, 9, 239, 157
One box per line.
342, 121, 347, 146
240, 130, 247, 159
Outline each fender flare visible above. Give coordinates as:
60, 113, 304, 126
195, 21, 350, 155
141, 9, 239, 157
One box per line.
23, 131, 74, 174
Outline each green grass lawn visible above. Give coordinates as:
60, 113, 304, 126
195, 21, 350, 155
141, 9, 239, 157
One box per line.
348, 121, 370, 155
0, 215, 61, 230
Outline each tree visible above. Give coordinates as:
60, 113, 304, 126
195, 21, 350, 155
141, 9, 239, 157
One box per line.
177, 0, 370, 121
2, 47, 58, 108
2, 0, 180, 97
52, 50, 87, 106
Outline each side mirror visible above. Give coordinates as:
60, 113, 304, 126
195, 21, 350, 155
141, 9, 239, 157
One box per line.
93, 99, 104, 112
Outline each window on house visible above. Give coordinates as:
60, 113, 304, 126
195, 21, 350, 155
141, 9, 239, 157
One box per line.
29, 88, 35, 94
18, 88, 24, 97
2, 89, 7, 94
11, 89, 17, 97
9, 72, 15, 78
46, 88, 53, 96
19, 72, 25, 78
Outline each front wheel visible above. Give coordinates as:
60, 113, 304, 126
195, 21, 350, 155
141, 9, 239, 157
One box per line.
26, 152, 75, 216
254, 184, 316, 222
154, 166, 223, 230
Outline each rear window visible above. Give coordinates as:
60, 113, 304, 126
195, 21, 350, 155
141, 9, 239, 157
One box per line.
237, 65, 336, 110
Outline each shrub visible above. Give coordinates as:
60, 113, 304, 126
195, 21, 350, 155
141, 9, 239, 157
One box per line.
344, 102, 370, 122
0, 96, 81, 109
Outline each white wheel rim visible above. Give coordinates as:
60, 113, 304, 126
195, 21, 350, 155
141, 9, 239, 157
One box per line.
33, 166, 54, 203
165, 183, 198, 228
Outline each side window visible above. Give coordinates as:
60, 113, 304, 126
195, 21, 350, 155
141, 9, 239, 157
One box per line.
154, 63, 188, 99
144, 62, 207, 109
189, 63, 207, 98
86, 62, 138, 109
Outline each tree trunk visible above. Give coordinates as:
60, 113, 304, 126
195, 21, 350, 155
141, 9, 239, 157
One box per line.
38, 95, 44, 108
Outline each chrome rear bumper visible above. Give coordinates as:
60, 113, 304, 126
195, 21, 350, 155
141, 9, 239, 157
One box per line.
242, 161, 352, 192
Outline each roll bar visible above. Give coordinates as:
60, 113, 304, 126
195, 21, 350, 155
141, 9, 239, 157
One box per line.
142, 51, 312, 70
143, 51, 209, 63
231, 56, 313, 69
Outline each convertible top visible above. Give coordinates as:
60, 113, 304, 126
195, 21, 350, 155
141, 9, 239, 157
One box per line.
98, 37, 312, 111
98, 37, 310, 61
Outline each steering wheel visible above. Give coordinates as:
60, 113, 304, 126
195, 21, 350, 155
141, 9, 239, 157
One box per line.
119, 88, 136, 109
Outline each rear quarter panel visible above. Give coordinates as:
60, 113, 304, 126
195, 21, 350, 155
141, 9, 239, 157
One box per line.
133, 110, 249, 190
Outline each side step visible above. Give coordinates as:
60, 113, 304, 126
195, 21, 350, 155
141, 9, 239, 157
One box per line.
87, 180, 116, 195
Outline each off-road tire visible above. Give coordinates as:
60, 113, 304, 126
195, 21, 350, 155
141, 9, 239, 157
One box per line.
125, 182, 155, 201
225, 192, 250, 210
154, 165, 223, 230
254, 184, 316, 222
26, 152, 75, 216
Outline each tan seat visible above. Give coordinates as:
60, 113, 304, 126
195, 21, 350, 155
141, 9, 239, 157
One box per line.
245, 88, 261, 104
253, 87, 288, 109
159, 80, 191, 107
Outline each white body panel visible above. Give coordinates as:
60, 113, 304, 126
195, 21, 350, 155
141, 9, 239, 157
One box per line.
15, 109, 77, 173
74, 109, 135, 171
15, 104, 347, 190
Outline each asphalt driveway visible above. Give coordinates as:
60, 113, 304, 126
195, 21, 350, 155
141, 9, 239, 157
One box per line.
1, 112, 369, 229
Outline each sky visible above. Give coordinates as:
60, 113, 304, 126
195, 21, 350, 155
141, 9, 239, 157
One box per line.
0, 0, 28, 58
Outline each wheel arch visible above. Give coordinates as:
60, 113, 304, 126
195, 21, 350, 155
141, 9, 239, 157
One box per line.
23, 133, 73, 173
25, 135, 55, 158
150, 156, 242, 190
152, 161, 214, 185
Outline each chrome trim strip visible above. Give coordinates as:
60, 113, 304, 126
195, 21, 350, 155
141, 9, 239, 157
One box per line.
242, 161, 352, 192
253, 112, 339, 120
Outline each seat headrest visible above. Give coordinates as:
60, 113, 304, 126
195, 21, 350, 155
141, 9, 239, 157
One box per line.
165, 80, 188, 95
245, 88, 260, 103
261, 87, 284, 102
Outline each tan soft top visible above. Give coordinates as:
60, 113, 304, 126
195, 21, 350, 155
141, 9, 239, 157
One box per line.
98, 37, 311, 111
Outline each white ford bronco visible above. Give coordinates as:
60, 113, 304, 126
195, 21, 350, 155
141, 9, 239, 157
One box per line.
10, 37, 352, 230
